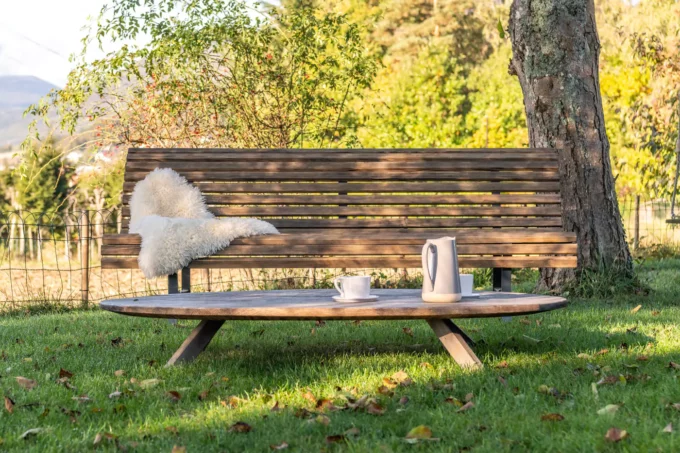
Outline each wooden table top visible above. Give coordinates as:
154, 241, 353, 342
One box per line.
100, 289, 567, 321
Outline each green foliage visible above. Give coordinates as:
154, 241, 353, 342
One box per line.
14, 139, 70, 215
26, 0, 378, 150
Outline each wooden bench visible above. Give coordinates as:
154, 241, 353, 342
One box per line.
102, 148, 577, 291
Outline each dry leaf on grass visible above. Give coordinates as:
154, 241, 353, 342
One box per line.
457, 401, 475, 413
541, 413, 564, 421
464, 392, 474, 402
325, 435, 346, 444
405, 425, 439, 443
605, 427, 628, 442
630, 305, 642, 314
166, 391, 181, 402
377, 385, 394, 396
270, 442, 289, 450
663, 423, 673, 433
114, 370, 125, 377
402, 327, 414, 337
16, 377, 37, 390
366, 402, 386, 415
19, 428, 42, 440
302, 391, 317, 405
398, 396, 409, 405
166, 426, 179, 435
313, 415, 331, 426
444, 397, 463, 407
4, 396, 14, 414
59, 368, 73, 379
171, 446, 186, 453
271, 401, 283, 412
597, 404, 620, 415
229, 422, 252, 433
139, 379, 162, 389
668, 362, 680, 369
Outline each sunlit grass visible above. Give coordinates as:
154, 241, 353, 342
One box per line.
1, 259, 680, 451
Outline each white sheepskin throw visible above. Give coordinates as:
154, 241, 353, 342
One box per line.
129, 168, 279, 279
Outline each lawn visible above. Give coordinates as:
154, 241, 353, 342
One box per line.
1, 260, 680, 452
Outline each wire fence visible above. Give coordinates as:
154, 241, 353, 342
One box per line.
0, 196, 678, 311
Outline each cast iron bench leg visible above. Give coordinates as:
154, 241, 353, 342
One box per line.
427, 319, 482, 369
166, 320, 225, 366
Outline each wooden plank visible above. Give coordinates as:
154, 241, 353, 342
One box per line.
166, 320, 225, 366
123, 181, 561, 194
101, 255, 578, 269
103, 231, 577, 246
102, 243, 578, 256
100, 289, 568, 320
126, 161, 558, 172
127, 147, 557, 154
122, 194, 563, 206
124, 170, 560, 182
121, 205, 562, 217
427, 319, 482, 369
126, 152, 558, 162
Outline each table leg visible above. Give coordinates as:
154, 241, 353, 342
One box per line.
427, 319, 482, 369
166, 320, 225, 366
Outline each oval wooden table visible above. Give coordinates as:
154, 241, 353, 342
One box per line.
101, 289, 567, 368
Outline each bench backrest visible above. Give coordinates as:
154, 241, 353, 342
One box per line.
104, 148, 577, 270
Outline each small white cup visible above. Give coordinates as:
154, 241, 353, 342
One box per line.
459, 274, 474, 296
334, 276, 371, 299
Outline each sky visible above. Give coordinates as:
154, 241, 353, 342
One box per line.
0, 0, 108, 87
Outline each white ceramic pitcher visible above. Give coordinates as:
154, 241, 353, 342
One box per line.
421, 236, 462, 303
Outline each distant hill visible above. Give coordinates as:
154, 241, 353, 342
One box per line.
0, 75, 59, 147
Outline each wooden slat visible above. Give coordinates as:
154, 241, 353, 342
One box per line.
124, 170, 560, 182
102, 255, 577, 269
103, 243, 578, 256
127, 147, 557, 154
126, 161, 558, 172
103, 231, 577, 246
122, 194, 563, 206
123, 181, 561, 194
126, 152, 558, 162
119, 216, 561, 228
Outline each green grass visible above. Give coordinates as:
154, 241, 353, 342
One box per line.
2, 260, 680, 452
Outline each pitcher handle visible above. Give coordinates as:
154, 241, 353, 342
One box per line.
421, 243, 437, 288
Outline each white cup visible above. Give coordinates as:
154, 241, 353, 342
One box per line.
459, 274, 474, 296
334, 276, 371, 299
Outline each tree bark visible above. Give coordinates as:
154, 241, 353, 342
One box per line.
509, 0, 632, 291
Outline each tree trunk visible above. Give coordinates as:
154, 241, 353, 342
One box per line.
508, 0, 632, 291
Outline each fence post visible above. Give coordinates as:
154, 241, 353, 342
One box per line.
80, 210, 90, 308
634, 195, 640, 250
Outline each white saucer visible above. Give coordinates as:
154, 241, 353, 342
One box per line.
461, 293, 481, 298
332, 295, 379, 303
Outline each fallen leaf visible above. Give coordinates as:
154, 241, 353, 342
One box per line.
630, 305, 642, 314
166, 426, 179, 435
444, 397, 463, 407
389, 370, 412, 387
398, 396, 409, 405
457, 401, 475, 413
229, 421, 252, 433
498, 376, 507, 386
345, 427, 360, 437
171, 446, 186, 453
198, 390, 209, 401
270, 442, 289, 450
663, 423, 673, 433
541, 413, 564, 421
19, 428, 42, 440
402, 327, 414, 337
377, 385, 394, 396
316, 399, 341, 412
110, 337, 122, 347
325, 435, 346, 444
366, 401, 385, 415
293, 408, 313, 419
302, 391, 316, 405
59, 368, 74, 379
108, 391, 122, 399
93, 433, 103, 447
464, 392, 474, 402
420, 362, 433, 369
271, 401, 282, 412
496, 361, 509, 368
636, 355, 649, 362
669, 362, 680, 370
166, 391, 181, 402
314, 415, 331, 426
114, 370, 125, 377
16, 376, 37, 390
4, 396, 14, 414
605, 427, 628, 442
597, 404, 620, 415
72, 395, 91, 403
139, 379, 162, 389
405, 425, 434, 441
